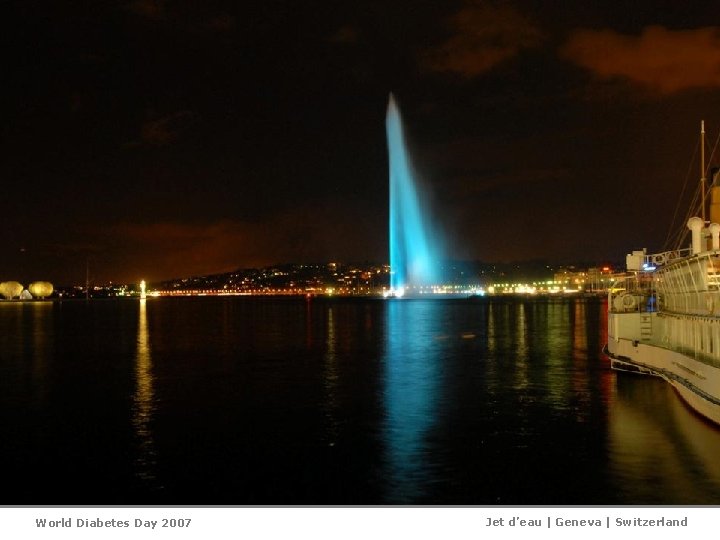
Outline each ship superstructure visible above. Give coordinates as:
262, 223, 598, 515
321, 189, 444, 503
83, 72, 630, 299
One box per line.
606, 122, 720, 425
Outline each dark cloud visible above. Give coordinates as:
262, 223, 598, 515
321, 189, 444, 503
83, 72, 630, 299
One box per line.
562, 26, 720, 94
140, 110, 200, 146
126, 0, 166, 20
125, 0, 236, 33
420, 1, 544, 78
206, 14, 236, 32
329, 25, 360, 44
76, 198, 385, 283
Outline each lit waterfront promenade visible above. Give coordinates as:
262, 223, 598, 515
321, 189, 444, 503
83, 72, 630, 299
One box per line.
145, 282, 613, 298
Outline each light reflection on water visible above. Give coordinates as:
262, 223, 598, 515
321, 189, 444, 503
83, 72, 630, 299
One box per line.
383, 300, 443, 502
513, 302, 529, 392
1, 296, 720, 504
323, 306, 340, 446
132, 299, 161, 490
609, 375, 720, 503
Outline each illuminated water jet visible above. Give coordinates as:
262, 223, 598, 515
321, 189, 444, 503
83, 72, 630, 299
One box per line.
386, 94, 443, 296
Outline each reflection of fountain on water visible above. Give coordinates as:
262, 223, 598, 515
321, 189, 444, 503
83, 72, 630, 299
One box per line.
386, 94, 443, 297
382, 300, 443, 502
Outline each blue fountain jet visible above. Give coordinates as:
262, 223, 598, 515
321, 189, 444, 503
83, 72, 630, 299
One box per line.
386, 94, 442, 297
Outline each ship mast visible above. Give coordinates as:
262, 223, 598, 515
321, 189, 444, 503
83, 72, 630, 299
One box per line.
702, 120, 707, 223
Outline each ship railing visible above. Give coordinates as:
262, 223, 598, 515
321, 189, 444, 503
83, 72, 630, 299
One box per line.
655, 250, 720, 317
642, 247, 692, 268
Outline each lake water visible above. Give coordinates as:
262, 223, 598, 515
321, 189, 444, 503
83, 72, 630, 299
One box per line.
2, 296, 720, 505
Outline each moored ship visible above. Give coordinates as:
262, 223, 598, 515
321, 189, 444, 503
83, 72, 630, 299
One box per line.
605, 122, 720, 425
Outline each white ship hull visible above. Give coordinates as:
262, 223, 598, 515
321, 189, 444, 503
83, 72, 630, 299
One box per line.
607, 310, 720, 425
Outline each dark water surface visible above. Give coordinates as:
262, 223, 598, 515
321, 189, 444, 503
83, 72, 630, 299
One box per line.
2, 296, 720, 504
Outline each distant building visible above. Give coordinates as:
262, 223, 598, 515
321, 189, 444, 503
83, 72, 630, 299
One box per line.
554, 266, 615, 292
553, 268, 587, 290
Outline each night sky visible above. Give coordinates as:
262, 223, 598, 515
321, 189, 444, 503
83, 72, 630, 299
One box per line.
5, 1, 720, 285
